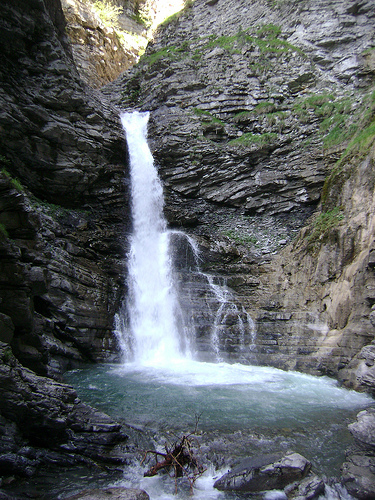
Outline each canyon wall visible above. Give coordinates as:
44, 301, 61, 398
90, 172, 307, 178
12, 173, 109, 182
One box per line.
106, 0, 375, 392
1, 0, 375, 493
0, 0, 130, 377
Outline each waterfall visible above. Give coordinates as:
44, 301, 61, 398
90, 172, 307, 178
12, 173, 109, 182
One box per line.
118, 111, 191, 365
116, 110, 256, 366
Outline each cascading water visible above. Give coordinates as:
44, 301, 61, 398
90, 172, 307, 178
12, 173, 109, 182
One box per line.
117, 111, 192, 365
84, 110, 375, 500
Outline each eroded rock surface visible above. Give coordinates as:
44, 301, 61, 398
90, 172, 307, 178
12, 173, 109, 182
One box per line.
0, 0, 130, 375
106, 0, 375, 387
0, 342, 130, 479
214, 452, 312, 494
342, 408, 375, 499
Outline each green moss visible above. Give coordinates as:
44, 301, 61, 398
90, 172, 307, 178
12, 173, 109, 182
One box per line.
320, 87, 375, 211
254, 101, 276, 114
292, 92, 360, 148
0, 223, 9, 240
1, 167, 23, 192
305, 207, 344, 251
222, 229, 258, 246
228, 132, 277, 147
256, 23, 282, 38
193, 108, 224, 125
202, 24, 302, 57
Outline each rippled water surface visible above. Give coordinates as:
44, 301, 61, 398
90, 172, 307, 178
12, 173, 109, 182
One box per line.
63, 360, 373, 499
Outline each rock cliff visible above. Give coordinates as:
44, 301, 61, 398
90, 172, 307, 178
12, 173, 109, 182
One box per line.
1, 0, 375, 496
106, 0, 375, 389
0, 0, 131, 375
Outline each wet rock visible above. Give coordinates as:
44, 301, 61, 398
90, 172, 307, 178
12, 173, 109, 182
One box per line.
213, 452, 311, 493
284, 474, 325, 499
66, 487, 149, 500
0, 342, 129, 476
342, 408, 375, 499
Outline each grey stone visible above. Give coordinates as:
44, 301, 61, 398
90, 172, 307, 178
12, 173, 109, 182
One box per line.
65, 488, 149, 500
214, 452, 311, 492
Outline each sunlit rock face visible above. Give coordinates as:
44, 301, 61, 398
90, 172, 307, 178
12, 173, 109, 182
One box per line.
61, 0, 186, 88
61, 0, 138, 88
105, 0, 375, 387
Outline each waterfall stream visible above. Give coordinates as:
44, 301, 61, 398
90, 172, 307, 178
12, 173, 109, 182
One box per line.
66, 112, 373, 500
117, 111, 193, 365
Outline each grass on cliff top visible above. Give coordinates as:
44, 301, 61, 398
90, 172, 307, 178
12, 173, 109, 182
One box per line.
204, 24, 304, 56
321, 87, 375, 210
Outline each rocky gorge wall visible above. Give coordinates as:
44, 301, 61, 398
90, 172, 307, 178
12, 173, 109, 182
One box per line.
106, 0, 375, 392
1, 0, 375, 496
0, 0, 130, 377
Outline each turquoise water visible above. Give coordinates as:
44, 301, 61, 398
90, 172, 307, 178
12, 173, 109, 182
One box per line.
64, 359, 373, 499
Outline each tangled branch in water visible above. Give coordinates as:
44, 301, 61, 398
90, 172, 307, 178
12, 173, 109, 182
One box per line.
141, 414, 206, 492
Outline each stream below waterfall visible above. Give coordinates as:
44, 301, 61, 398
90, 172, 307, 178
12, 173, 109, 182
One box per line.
52, 110, 375, 499
64, 360, 373, 500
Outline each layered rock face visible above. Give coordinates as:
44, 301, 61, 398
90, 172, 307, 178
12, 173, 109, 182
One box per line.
62, 0, 139, 88
109, 0, 373, 215
0, 0, 129, 377
107, 0, 375, 388
0, 342, 130, 479
0, 0, 135, 485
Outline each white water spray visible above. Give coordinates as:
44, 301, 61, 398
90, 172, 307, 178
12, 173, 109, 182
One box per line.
119, 111, 190, 365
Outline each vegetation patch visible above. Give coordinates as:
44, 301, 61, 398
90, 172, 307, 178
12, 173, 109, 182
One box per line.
222, 229, 258, 247
228, 132, 277, 147
304, 207, 345, 251
140, 41, 191, 67
254, 101, 277, 114
91, 0, 123, 29
1, 167, 23, 192
293, 92, 359, 148
202, 24, 303, 57
193, 108, 225, 125
321, 87, 375, 209
0, 223, 9, 240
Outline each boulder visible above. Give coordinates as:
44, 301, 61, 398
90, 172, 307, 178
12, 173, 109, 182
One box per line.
214, 452, 311, 493
65, 488, 149, 500
342, 408, 375, 499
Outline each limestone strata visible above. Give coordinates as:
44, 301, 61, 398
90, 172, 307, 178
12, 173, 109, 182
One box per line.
0, 0, 130, 375
0, 342, 129, 477
107, 0, 374, 217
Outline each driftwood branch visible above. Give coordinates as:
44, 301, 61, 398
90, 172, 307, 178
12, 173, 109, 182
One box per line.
141, 414, 206, 492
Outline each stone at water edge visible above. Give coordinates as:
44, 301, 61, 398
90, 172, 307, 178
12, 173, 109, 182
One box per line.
213, 452, 312, 492
65, 487, 150, 500
341, 407, 375, 499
